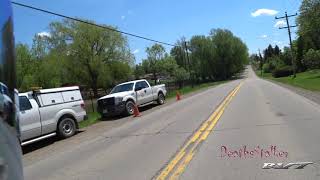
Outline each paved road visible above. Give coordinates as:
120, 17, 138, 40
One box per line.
24, 66, 320, 180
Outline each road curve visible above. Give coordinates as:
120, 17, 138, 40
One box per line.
24, 67, 320, 180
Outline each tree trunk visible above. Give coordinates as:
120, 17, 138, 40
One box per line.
153, 72, 157, 85
178, 81, 182, 89
91, 76, 98, 98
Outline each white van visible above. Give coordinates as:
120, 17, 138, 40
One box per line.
19, 86, 87, 146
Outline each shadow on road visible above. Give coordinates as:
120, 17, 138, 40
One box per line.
138, 103, 159, 112
22, 130, 85, 155
100, 103, 159, 121
22, 104, 158, 154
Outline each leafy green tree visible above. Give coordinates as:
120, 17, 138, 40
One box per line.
297, 0, 320, 50
263, 56, 285, 73
31, 34, 50, 60
36, 57, 62, 88
185, 29, 248, 81
295, 37, 307, 72
170, 37, 187, 68
274, 45, 281, 56
48, 19, 133, 97
134, 64, 145, 79
189, 35, 212, 81
141, 59, 151, 74
145, 43, 166, 84
109, 61, 132, 86
174, 67, 190, 89
157, 56, 179, 77
263, 44, 276, 62
210, 29, 248, 80
280, 47, 293, 66
15, 43, 35, 91
303, 49, 320, 69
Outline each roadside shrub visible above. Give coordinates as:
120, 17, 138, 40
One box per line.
272, 66, 293, 78
303, 49, 320, 69
264, 56, 284, 73
262, 63, 270, 73
174, 67, 190, 89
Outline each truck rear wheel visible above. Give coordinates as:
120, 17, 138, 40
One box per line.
157, 93, 165, 105
58, 117, 76, 138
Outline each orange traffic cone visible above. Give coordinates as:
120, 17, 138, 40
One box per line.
176, 91, 181, 101
133, 104, 141, 117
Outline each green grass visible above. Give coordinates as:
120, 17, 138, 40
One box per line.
166, 80, 228, 99
255, 69, 273, 78
255, 69, 320, 92
79, 111, 101, 129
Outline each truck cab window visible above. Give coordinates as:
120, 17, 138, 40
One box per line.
19, 96, 32, 111
135, 82, 142, 91
140, 81, 149, 89
135, 81, 148, 91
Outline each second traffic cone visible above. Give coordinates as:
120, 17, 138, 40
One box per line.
176, 91, 181, 101
133, 104, 141, 117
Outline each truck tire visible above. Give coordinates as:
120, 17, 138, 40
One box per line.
125, 100, 135, 116
57, 117, 76, 138
157, 93, 165, 105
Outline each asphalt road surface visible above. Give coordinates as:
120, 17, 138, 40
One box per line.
24, 66, 320, 180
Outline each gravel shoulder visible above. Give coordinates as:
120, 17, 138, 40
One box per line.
265, 79, 320, 105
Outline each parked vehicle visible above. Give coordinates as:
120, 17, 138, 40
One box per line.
19, 86, 87, 146
97, 79, 166, 117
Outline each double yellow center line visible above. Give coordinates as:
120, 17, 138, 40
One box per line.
156, 82, 244, 180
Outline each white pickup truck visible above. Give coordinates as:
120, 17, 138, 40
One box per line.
18, 86, 87, 146
97, 79, 166, 117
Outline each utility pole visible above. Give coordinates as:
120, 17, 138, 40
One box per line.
258, 49, 263, 76
184, 41, 194, 87
275, 12, 298, 78
184, 41, 190, 72
179, 47, 186, 70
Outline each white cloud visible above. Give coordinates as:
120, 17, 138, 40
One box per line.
37, 31, 51, 37
260, 34, 268, 38
274, 20, 286, 28
251, 9, 278, 17
273, 40, 283, 44
121, 15, 126, 20
132, 49, 140, 54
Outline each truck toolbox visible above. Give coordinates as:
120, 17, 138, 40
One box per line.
19, 86, 87, 145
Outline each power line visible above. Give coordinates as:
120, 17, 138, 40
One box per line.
275, 12, 298, 77
11, 1, 178, 47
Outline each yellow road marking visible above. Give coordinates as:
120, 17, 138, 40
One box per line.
200, 109, 224, 140
170, 85, 242, 178
157, 151, 186, 179
156, 82, 243, 180
170, 152, 194, 180
156, 89, 236, 180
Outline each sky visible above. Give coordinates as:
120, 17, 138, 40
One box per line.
12, 0, 302, 64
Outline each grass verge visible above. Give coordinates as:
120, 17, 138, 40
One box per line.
255, 69, 320, 91
166, 80, 228, 99
79, 111, 101, 129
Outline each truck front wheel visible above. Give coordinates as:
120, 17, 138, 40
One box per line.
58, 117, 76, 138
125, 100, 135, 116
